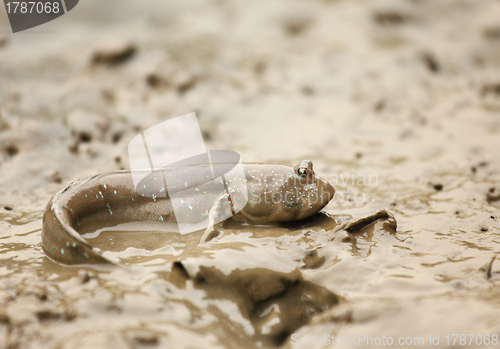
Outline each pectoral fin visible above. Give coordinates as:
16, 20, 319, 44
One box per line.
199, 191, 234, 243
332, 209, 397, 234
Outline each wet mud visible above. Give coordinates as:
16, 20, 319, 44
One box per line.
1, 0, 500, 348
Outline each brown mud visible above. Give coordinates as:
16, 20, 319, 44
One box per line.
1, 0, 500, 348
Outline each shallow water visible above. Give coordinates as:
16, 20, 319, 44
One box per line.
1, 0, 500, 348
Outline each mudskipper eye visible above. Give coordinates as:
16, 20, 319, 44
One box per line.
298, 167, 308, 177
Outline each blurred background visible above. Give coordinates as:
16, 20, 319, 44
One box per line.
1, 0, 500, 348
0, 0, 498, 206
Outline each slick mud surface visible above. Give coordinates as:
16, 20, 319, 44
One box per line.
1, 0, 500, 348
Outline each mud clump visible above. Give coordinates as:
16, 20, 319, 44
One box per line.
48, 171, 62, 184
421, 52, 440, 73
91, 44, 137, 67
0, 313, 11, 325
301, 249, 325, 269
480, 83, 500, 109
481, 83, 500, 98
4, 145, 19, 157
282, 16, 313, 36
176, 265, 340, 346
432, 183, 443, 191
487, 187, 500, 204
483, 26, 500, 40
176, 75, 198, 95
373, 10, 409, 26
0, 36, 7, 48
145, 73, 170, 89
132, 333, 159, 346
77, 132, 92, 143
36, 310, 60, 322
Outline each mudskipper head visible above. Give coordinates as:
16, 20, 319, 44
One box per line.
292, 159, 335, 220
241, 159, 335, 223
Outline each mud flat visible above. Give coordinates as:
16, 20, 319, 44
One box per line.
1, 0, 500, 348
